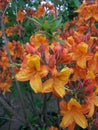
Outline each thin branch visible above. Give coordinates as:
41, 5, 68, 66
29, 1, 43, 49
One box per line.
0, 95, 24, 123
0, 12, 34, 130
41, 94, 48, 127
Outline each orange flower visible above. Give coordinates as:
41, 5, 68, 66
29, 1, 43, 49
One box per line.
42, 67, 72, 98
72, 42, 88, 68
76, 2, 98, 21
72, 66, 86, 81
17, 9, 25, 23
3, 15, 8, 23
48, 126, 58, 130
16, 54, 48, 93
5, 27, 13, 37
35, 5, 45, 18
86, 92, 98, 117
0, 82, 11, 94
88, 51, 98, 74
30, 34, 48, 49
0, 30, 2, 37
60, 98, 88, 129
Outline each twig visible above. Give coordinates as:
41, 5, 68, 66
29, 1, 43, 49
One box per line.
0, 95, 24, 123
0, 12, 34, 130
57, 98, 61, 130
41, 94, 48, 127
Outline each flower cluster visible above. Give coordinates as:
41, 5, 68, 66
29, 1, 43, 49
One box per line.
16, 1, 98, 129
0, 41, 24, 93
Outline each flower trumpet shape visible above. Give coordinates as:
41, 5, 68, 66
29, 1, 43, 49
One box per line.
42, 67, 72, 98
60, 98, 88, 129
16, 54, 48, 93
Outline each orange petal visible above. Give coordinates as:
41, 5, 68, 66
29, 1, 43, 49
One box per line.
59, 100, 67, 115
53, 79, 66, 98
30, 73, 42, 93
60, 111, 73, 129
68, 121, 76, 130
68, 98, 81, 111
77, 42, 88, 54
27, 54, 40, 71
42, 78, 53, 93
77, 57, 86, 69
73, 111, 88, 129
16, 70, 32, 81
39, 65, 49, 77
94, 95, 98, 106
56, 67, 71, 83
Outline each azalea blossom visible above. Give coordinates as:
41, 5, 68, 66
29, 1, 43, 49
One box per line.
16, 54, 48, 93
60, 98, 88, 129
85, 92, 98, 117
42, 67, 72, 98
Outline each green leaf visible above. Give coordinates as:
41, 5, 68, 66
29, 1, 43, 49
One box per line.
42, 22, 50, 30
51, 17, 62, 31
27, 17, 42, 27
73, 0, 81, 7
55, 38, 64, 45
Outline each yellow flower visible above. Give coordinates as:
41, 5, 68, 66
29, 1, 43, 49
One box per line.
86, 92, 98, 117
73, 42, 88, 68
60, 98, 88, 129
16, 54, 48, 93
42, 67, 71, 98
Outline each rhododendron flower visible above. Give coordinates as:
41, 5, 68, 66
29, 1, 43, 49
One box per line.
72, 66, 86, 81
35, 5, 45, 18
0, 82, 11, 94
16, 54, 48, 93
88, 51, 98, 74
60, 98, 88, 129
17, 9, 25, 23
53, 44, 72, 64
26, 43, 36, 54
76, 2, 98, 21
72, 42, 88, 68
30, 34, 48, 49
42, 67, 71, 98
86, 92, 98, 117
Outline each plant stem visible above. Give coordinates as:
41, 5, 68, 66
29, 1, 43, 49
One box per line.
0, 95, 24, 123
0, 13, 34, 130
41, 94, 48, 127
57, 98, 61, 130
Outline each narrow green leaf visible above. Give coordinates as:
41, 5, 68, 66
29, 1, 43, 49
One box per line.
51, 17, 62, 31
27, 17, 42, 27
55, 38, 64, 44
42, 23, 50, 30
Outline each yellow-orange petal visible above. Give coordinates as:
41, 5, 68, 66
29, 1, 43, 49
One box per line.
59, 100, 67, 115
16, 70, 32, 81
77, 42, 88, 54
56, 67, 71, 83
73, 111, 88, 129
68, 98, 81, 111
86, 70, 95, 79
87, 103, 94, 117
27, 54, 40, 71
30, 73, 42, 93
93, 95, 98, 106
53, 79, 66, 98
77, 57, 86, 69
68, 121, 76, 130
42, 78, 53, 93
39, 65, 49, 77
60, 111, 73, 129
